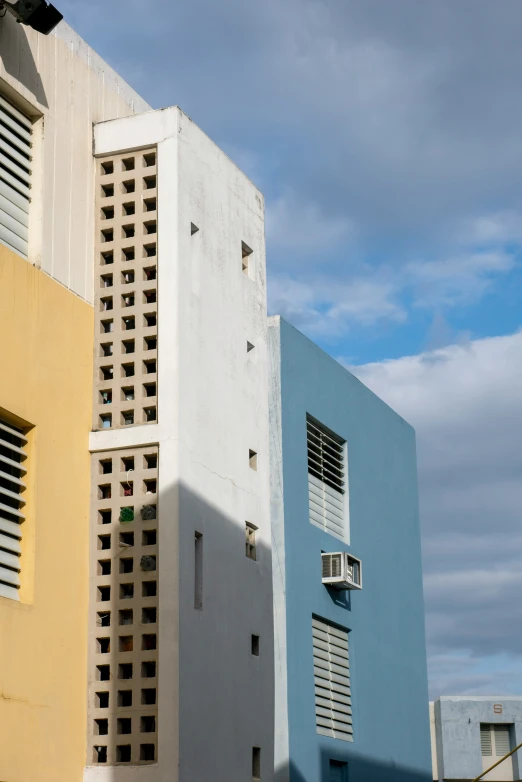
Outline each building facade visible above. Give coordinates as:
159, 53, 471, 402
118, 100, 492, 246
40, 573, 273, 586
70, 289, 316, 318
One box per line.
0, 14, 274, 782
0, 12, 432, 782
0, 13, 149, 782
269, 316, 432, 782
431, 697, 522, 781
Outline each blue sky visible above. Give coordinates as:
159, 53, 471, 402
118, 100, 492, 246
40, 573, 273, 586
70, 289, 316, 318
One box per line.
59, 0, 522, 698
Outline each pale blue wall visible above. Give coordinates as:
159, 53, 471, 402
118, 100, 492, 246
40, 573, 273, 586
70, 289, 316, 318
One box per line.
270, 317, 432, 782
434, 697, 522, 780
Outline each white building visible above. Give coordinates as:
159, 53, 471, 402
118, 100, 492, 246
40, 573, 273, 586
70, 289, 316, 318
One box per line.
87, 107, 275, 780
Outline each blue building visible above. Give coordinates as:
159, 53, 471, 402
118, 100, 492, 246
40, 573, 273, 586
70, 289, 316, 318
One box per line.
268, 316, 432, 782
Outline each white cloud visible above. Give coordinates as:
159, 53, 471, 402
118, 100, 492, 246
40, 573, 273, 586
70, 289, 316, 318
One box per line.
266, 190, 353, 253
268, 249, 515, 339
460, 211, 522, 246
429, 652, 522, 697
268, 271, 405, 337
406, 251, 515, 307
353, 331, 522, 696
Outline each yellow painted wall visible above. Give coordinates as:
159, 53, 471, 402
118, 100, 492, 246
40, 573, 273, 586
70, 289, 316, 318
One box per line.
0, 245, 93, 781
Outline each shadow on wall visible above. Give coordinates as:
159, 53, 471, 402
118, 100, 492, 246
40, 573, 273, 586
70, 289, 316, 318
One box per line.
90, 468, 275, 780
0, 13, 48, 109
325, 584, 351, 611
276, 753, 432, 782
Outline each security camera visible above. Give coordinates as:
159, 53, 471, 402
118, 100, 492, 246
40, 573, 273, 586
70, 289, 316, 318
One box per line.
0, 0, 63, 35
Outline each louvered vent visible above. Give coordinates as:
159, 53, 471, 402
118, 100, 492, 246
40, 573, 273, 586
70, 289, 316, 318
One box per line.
0, 95, 32, 258
307, 416, 346, 540
494, 725, 510, 757
480, 725, 492, 756
0, 420, 27, 600
313, 617, 352, 742
322, 553, 342, 579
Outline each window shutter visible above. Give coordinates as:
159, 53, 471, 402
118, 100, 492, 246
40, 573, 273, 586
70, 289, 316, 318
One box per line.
307, 416, 345, 540
313, 617, 352, 742
0, 94, 32, 258
494, 725, 510, 757
0, 420, 27, 600
480, 725, 492, 756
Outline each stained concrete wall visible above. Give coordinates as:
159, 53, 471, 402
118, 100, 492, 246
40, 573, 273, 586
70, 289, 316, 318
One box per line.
0, 13, 150, 302
89, 106, 273, 781
269, 316, 432, 782
432, 697, 522, 781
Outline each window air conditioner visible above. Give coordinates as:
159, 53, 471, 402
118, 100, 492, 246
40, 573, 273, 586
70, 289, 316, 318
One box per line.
321, 552, 362, 590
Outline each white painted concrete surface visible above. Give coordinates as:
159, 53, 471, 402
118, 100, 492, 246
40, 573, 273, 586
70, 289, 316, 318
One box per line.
87, 107, 274, 782
268, 317, 290, 782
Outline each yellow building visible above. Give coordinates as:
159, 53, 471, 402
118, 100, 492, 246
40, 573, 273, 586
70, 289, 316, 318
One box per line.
0, 246, 92, 778
0, 12, 150, 782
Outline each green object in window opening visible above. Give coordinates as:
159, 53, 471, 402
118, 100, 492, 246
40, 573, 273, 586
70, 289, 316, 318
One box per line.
120, 507, 134, 523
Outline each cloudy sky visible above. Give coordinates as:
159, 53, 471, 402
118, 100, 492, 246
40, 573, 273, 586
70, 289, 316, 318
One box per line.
60, 0, 522, 697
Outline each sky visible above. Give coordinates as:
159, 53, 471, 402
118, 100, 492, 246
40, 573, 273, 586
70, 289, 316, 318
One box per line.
59, 0, 522, 698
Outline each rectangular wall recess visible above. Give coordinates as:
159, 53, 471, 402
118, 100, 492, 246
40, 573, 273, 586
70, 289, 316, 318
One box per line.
242, 241, 253, 276
252, 747, 261, 780
194, 531, 203, 610
251, 634, 260, 656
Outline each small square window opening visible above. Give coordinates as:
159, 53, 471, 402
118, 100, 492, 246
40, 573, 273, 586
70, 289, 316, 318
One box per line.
242, 241, 253, 275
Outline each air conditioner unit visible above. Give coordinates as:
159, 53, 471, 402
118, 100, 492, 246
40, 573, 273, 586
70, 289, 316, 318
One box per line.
321, 552, 362, 590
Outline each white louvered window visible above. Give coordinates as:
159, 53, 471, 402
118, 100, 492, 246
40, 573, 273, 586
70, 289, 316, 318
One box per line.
480, 724, 512, 758
0, 420, 28, 600
0, 94, 32, 259
312, 617, 352, 742
480, 724, 492, 756
307, 415, 346, 541
495, 725, 511, 757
